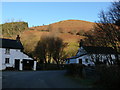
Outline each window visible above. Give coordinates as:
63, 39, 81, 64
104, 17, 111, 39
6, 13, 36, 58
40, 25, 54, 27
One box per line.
5, 58, 10, 64
5, 48, 10, 54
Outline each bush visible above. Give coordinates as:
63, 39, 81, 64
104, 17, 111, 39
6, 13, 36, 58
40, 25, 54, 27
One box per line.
66, 64, 85, 78
36, 64, 67, 70
76, 30, 85, 36
68, 31, 74, 35
95, 65, 120, 88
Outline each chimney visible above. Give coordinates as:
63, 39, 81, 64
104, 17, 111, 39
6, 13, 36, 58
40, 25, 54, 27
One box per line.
16, 35, 20, 42
79, 39, 83, 47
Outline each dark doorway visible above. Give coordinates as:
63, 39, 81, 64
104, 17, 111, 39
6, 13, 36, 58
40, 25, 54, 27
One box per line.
79, 59, 82, 64
23, 60, 34, 70
15, 59, 20, 70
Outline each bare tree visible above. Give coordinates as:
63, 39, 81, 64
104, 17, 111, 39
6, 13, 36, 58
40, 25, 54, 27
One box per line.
84, 1, 120, 65
34, 35, 67, 67
34, 36, 47, 64
52, 37, 64, 66
89, 54, 114, 66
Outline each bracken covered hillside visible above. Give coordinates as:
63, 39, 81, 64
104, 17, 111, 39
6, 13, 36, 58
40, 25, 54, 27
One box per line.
2, 20, 96, 57
30, 20, 95, 34
21, 20, 95, 56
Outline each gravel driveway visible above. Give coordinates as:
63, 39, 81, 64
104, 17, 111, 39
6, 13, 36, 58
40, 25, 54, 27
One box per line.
2, 70, 86, 88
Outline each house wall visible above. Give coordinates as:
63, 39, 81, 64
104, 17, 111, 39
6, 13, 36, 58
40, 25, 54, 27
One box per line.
89, 54, 116, 65
66, 46, 118, 66
69, 59, 78, 64
76, 55, 94, 66
67, 54, 116, 66
76, 47, 87, 56
0, 48, 33, 70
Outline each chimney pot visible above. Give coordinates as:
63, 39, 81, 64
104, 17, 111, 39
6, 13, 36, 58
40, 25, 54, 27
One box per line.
16, 35, 20, 41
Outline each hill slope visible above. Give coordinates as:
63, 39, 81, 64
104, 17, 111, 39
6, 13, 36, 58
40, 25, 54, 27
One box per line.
30, 20, 95, 34
2, 20, 96, 57
21, 20, 95, 56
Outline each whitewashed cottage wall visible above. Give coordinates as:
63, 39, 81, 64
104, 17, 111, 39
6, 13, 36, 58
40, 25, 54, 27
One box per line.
1, 48, 34, 70
66, 46, 118, 66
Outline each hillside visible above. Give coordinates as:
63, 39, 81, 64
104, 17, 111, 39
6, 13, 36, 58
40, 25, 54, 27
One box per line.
2, 20, 96, 58
29, 20, 95, 34
20, 20, 96, 56
1, 22, 28, 38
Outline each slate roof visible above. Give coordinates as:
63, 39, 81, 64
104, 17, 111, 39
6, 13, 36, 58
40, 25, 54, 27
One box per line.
65, 54, 87, 60
83, 46, 118, 54
0, 38, 24, 49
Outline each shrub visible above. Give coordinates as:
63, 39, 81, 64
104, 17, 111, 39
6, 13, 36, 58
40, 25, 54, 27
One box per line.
66, 64, 85, 78
95, 65, 120, 88
76, 30, 85, 36
36, 64, 67, 70
68, 31, 74, 35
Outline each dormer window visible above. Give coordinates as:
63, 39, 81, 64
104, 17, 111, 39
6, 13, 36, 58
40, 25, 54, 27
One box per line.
5, 48, 10, 54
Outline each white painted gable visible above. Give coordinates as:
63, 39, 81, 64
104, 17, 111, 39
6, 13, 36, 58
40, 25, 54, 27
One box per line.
76, 46, 87, 56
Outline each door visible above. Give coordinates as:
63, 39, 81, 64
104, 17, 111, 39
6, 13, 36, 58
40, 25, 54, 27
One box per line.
79, 59, 82, 64
15, 59, 20, 70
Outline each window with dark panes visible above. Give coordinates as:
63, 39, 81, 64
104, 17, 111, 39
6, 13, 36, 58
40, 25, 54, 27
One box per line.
5, 58, 10, 64
5, 48, 10, 54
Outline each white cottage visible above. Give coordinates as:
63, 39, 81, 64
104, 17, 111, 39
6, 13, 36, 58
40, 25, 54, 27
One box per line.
66, 44, 118, 66
0, 36, 36, 70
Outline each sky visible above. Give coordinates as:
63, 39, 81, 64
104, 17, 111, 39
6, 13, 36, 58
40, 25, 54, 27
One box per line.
2, 2, 112, 27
